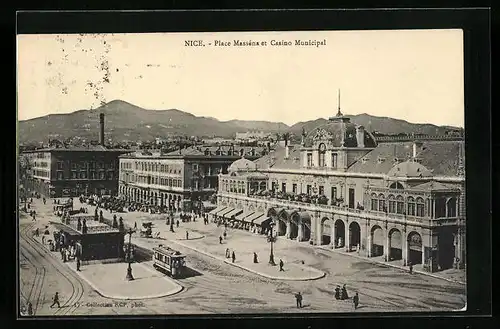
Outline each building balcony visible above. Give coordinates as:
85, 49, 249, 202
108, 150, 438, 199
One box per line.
217, 192, 453, 226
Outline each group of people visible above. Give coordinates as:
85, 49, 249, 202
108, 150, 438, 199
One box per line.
334, 284, 360, 309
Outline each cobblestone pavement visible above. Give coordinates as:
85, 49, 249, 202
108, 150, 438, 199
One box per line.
19, 198, 467, 315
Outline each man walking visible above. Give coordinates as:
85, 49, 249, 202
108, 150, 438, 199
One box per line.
409, 262, 413, 274
231, 251, 236, 263
253, 252, 258, 264
50, 292, 60, 308
186, 231, 189, 240
279, 259, 285, 272
219, 236, 223, 244
353, 292, 359, 310
223, 231, 227, 240
76, 258, 81, 271
295, 292, 303, 308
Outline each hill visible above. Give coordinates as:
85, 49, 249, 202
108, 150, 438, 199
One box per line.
18, 100, 461, 144
289, 113, 459, 137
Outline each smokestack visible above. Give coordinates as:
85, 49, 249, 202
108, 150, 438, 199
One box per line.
99, 113, 105, 147
413, 141, 423, 158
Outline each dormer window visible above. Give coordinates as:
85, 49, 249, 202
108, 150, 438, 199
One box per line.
318, 143, 326, 167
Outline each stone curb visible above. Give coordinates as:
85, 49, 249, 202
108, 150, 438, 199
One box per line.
65, 261, 184, 300
317, 246, 466, 285
30, 227, 184, 300
172, 240, 325, 281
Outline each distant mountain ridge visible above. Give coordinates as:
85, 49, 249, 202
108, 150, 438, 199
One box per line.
18, 100, 461, 144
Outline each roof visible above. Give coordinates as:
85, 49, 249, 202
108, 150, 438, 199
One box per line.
50, 221, 82, 236
23, 145, 129, 153
254, 145, 302, 170
412, 181, 460, 191
348, 141, 462, 177
228, 157, 258, 173
387, 160, 432, 178
119, 145, 267, 159
253, 140, 462, 178
303, 115, 377, 148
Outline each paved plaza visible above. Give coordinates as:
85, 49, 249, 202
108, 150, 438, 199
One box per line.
19, 198, 467, 315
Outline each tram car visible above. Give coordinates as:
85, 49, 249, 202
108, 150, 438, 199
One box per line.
152, 244, 187, 278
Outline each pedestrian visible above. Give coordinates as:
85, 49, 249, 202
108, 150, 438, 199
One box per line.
50, 292, 60, 308
134, 222, 137, 230
76, 258, 81, 271
219, 236, 223, 244
225, 248, 230, 258
341, 284, 349, 300
223, 231, 227, 240
409, 262, 413, 274
353, 292, 359, 310
186, 231, 189, 240
231, 251, 236, 263
295, 292, 303, 308
41, 235, 45, 245
279, 259, 284, 271
176, 220, 180, 228
334, 285, 340, 300
253, 252, 258, 264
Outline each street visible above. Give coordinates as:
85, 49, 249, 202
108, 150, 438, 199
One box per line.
19, 198, 466, 315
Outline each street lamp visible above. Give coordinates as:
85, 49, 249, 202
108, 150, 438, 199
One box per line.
125, 228, 135, 281
268, 220, 277, 266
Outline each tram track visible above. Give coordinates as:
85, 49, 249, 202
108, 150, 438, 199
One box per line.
19, 224, 47, 315
19, 222, 85, 316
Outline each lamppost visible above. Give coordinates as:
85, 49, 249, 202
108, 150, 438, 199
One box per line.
268, 221, 277, 266
125, 228, 135, 281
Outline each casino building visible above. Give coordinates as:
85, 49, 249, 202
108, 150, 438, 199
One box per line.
217, 108, 465, 273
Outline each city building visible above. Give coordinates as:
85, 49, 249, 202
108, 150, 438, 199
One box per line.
117, 145, 268, 212
235, 131, 272, 141
217, 109, 465, 273
21, 114, 129, 197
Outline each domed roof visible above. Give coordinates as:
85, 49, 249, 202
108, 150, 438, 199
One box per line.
228, 157, 257, 173
387, 160, 432, 178
303, 114, 377, 148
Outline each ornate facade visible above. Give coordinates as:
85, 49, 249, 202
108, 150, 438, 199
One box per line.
218, 111, 465, 273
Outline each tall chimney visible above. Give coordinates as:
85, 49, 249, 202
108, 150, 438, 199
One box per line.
99, 113, 105, 147
413, 141, 423, 158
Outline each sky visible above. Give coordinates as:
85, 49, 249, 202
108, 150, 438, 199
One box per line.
17, 30, 464, 127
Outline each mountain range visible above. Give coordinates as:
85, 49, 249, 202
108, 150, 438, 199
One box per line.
18, 100, 461, 144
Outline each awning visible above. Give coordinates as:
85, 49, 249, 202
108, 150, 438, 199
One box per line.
246, 211, 265, 223
202, 201, 217, 209
209, 206, 226, 215
224, 208, 243, 220
218, 207, 235, 217
253, 215, 271, 225
236, 211, 254, 222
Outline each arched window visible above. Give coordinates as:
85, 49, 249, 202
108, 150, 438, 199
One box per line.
388, 195, 396, 213
204, 149, 210, 155
416, 197, 425, 217
318, 143, 326, 167
407, 196, 416, 216
378, 194, 386, 212
396, 195, 404, 214
371, 193, 378, 211
446, 197, 457, 217
240, 149, 245, 157
390, 182, 404, 190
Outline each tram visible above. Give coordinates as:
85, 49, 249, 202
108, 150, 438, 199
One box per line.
152, 244, 187, 278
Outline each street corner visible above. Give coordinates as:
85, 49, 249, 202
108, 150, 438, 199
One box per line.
66, 261, 183, 300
